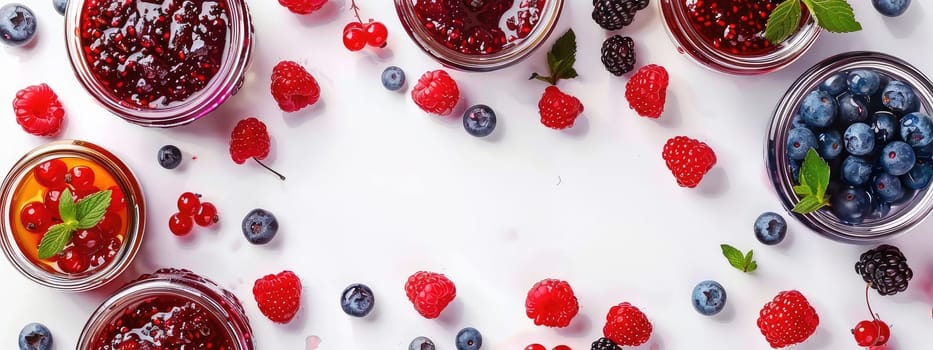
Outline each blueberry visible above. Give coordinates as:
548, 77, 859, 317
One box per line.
340, 283, 375, 317
462, 104, 496, 137
870, 112, 899, 144
848, 70, 882, 96
842, 156, 873, 186
830, 187, 871, 224
903, 159, 933, 189
882, 80, 918, 113
789, 160, 801, 182
241, 208, 278, 244
410, 337, 436, 350
157, 145, 182, 169
786, 127, 817, 160
844, 123, 875, 156
879, 141, 916, 176
872, 0, 911, 17
691, 280, 727, 316
817, 130, 843, 160
456, 327, 482, 350
819, 72, 848, 97
837, 93, 869, 124
872, 199, 892, 218
52, 0, 66, 15
18, 323, 52, 350
0, 4, 37, 47
799, 90, 837, 128
791, 113, 807, 129
753, 212, 787, 245
900, 112, 933, 147
872, 173, 905, 203
381, 66, 406, 91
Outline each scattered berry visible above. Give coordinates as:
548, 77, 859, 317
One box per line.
168, 213, 193, 236
538, 86, 584, 130
241, 208, 278, 245
343, 22, 367, 51
158, 145, 182, 170
603, 302, 652, 347
405, 271, 456, 319
553, 346, 571, 350
20, 202, 50, 233
230, 117, 286, 180
278, 0, 327, 14
364, 21, 388, 47
856, 244, 913, 296
754, 212, 787, 245
872, 0, 911, 17
13, 84, 65, 137
341, 283, 375, 317
177, 192, 201, 216
194, 202, 219, 227
456, 327, 482, 350
525, 278, 579, 328
253, 270, 302, 323
525, 344, 547, 350
853, 319, 891, 347
411, 70, 460, 116
381, 66, 406, 91
625, 64, 669, 118
52, 0, 66, 16
271, 61, 321, 113
0, 4, 36, 46
592, 0, 649, 30
590, 337, 619, 350
600, 35, 636, 76
692, 280, 727, 316
410, 337, 436, 350
463, 104, 497, 137
18, 322, 52, 350
662, 136, 717, 188
756, 290, 820, 349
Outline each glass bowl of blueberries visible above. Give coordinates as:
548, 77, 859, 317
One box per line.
767, 51, 933, 243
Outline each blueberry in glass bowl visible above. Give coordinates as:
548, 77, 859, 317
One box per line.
767, 52, 933, 243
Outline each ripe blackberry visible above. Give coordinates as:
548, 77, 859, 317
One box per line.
591, 337, 620, 350
855, 244, 913, 296
592, 0, 650, 30
601, 36, 636, 76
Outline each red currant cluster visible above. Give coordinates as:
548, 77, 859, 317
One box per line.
342, 0, 387, 51
169, 192, 218, 236
852, 284, 891, 348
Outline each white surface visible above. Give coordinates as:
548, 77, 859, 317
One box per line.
2, 0, 933, 349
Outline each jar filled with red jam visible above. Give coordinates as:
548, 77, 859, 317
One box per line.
660, 0, 821, 75
0, 141, 145, 291
395, 0, 565, 71
78, 268, 254, 350
64, 0, 254, 127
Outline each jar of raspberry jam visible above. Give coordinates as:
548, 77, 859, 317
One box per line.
77, 268, 254, 349
767, 52, 933, 242
660, 0, 820, 75
395, 0, 564, 71
0, 140, 145, 291
64, 0, 254, 127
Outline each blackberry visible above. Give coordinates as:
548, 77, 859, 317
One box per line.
601, 35, 636, 76
855, 244, 913, 296
591, 337, 620, 350
592, 0, 650, 30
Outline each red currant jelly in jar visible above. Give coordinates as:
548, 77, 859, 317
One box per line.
413, 0, 545, 55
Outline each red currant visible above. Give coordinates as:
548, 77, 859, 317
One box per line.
107, 185, 126, 213
66, 165, 96, 188
525, 345, 546, 350
96, 212, 122, 238
343, 22, 368, 51
169, 213, 194, 236
194, 202, 219, 227
73, 229, 104, 254
177, 192, 201, 216
69, 184, 98, 201
44, 187, 65, 211
552, 346, 572, 350
90, 238, 120, 267
853, 319, 890, 347
34, 159, 67, 188
364, 21, 388, 47
58, 246, 89, 273
20, 202, 50, 233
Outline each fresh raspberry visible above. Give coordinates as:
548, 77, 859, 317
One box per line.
662, 136, 717, 188
538, 86, 584, 130
525, 278, 579, 328
229, 117, 270, 164
625, 64, 669, 118
271, 60, 321, 113
13, 83, 65, 137
411, 70, 460, 116
757, 290, 820, 349
252, 270, 302, 323
405, 271, 456, 319
278, 0, 327, 14
603, 302, 652, 347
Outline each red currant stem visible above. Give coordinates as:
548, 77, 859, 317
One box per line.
865, 283, 877, 320
350, 0, 363, 24
253, 158, 286, 181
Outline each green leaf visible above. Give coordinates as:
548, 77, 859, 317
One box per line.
721, 244, 746, 270
801, 0, 862, 33
37, 223, 75, 259
76, 190, 112, 229
793, 149, 832, 214
532, 29, 577, 86
746, 260, 759, 273
792, 195, 829, 213
793, 185, 812, 196
743, 250, 755, 272
764, 0, 802, 44
59, 189, 76, 224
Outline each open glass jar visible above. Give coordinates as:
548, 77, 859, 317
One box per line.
766, 52, 933, 242
0, 140, 145, 290
77, 268, 254, 349
395, 0, 564, 71
64, 0, 254, 127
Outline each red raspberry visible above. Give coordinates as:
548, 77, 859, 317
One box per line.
13, 83, 65, 136
271, 60, 321, 113
661, 136, 717, 188
278, 0, 327, 14
411, 70, 460, 116
603, 302, 652, 347
525, 278, 579, 328
625, 64, 669, 118
538, 86, 584, 130
757, 290, 820, 349
405, 271, 456, 319
229, 117, 270, 164
253, 270, 302, 323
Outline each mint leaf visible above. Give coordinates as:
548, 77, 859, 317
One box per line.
76, 190, 112, 229
801, 0, 862, 33
531, 29, 578, 85
743, 250, 757, 273
59, 189, 76, 224
37, 223, 74, 259
747, 260, 759, 273
793, 195, 828, 213
765, 0, 802, 44
793, 149, 831, 214
722, 244, 757, 273
793, 185, 812, 196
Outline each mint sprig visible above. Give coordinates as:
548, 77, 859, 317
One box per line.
765, 0, 862, 44
530, 29, 577, 85
721, 244, 758, 273
37, 189, 112, 259
792, 148, 831, 214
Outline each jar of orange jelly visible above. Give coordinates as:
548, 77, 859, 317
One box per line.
0, 140, 145, 291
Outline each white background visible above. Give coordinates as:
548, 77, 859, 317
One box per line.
2, 0, 933, 349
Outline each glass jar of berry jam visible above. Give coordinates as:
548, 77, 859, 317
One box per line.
0, 140, 145, 290
660, 0, 820, 75
77, 268, 254, 349
64, 0, 254, 127
395, 0, 564, 71
767, 52, 933, 242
